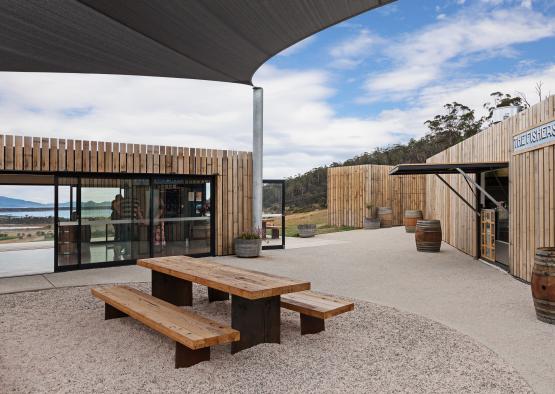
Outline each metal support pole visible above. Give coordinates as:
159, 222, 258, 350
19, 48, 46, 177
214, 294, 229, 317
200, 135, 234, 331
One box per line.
253, 87, 263, 231
435, 174, 480, 216
455, 168, 507, 211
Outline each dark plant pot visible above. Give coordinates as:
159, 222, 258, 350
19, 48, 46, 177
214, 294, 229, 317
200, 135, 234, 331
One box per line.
234, 238, 262, 258
363, 217, 380, 230
298, 224, 316, 238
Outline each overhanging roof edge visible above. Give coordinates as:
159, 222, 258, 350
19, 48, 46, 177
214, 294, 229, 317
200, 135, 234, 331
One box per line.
389, 162, 509, 176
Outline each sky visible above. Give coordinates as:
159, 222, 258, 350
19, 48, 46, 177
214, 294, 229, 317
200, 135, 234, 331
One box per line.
1, 0, 555, 204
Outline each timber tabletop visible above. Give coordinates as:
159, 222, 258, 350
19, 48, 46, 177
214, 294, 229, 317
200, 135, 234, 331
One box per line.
137, 256, 310, 300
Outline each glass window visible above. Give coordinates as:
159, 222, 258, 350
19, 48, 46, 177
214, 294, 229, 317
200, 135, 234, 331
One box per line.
262, 181, 285, 248
55, 175, 213, 270
80, 177, 150, 264
152, 177, 211, 257
57, 178, 79, 268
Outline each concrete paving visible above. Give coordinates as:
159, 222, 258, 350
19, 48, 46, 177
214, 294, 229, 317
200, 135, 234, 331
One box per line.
219, 228, 555, 394
0, 274, 53, 293
0, 227, 554, 393
44, 265, 149, 288
0, 265, 149, 294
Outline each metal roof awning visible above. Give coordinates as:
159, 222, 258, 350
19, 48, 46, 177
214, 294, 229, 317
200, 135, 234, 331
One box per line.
389, 162, 509, 176
390, 162, 509, 215
0, 0, 394, 85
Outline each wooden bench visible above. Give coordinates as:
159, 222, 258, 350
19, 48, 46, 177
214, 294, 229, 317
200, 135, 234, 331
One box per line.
280, 291, 354, 335
91, 286, 240, 368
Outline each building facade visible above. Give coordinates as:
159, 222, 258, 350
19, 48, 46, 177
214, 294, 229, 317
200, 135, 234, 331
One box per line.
426, 96, 554, 282
0, 134, 253, 272
327, 96, 555, 284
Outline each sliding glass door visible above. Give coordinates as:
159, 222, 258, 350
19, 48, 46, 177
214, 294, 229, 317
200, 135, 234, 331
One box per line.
80, 177, 151, 265
152, 177, 212, 257
55, 174, 214, 271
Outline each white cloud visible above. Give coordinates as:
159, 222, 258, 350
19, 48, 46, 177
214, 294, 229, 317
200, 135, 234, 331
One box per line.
364, 6, 555, 100
329, 29, 383, 69
520, 0, 532, 8
0, 1, 554, 182
0, 62, 554, 180
0, 66, 400, 179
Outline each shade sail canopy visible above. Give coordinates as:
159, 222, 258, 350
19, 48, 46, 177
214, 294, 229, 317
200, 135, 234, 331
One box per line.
0, 0, 393, 85
389, 162, 509, 175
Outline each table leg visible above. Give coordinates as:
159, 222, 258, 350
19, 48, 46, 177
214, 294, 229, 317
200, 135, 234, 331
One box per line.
151, 271, 192, 306
208, 287, 229, 302
105, 304, 127, 320
300, 314, 325, 335
175, 342, 210, 368
231, 295, 280, 354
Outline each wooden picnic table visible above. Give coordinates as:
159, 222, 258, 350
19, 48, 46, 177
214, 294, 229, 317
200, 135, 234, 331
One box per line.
137, 256, 310, 353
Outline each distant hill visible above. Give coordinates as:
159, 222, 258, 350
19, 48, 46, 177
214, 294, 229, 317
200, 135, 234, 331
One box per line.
0, 196, 48, 208
0, 196, 111, 209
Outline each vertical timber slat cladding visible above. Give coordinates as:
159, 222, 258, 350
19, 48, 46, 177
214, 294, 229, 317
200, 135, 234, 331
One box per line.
24, 136, 33, 171
426, 121, 510, 260
4, 135, 13, 170
426, 96, 555, 283
41, 137, 50, 171
327, 164, 426, 228
14, 135, 23, 170
58, 139, 66, 172
0, 134, 3, 171
49, 138, 58, 171
0, 133, 253, 256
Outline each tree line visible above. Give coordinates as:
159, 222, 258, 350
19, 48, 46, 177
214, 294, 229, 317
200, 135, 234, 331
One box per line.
282, 91, 530, 212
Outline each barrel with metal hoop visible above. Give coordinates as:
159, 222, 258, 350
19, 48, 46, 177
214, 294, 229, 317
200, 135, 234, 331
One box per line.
404, 210, 423, 233
531, 247, 555, 324
377, 207, 393, 228
415, 220, 442, 252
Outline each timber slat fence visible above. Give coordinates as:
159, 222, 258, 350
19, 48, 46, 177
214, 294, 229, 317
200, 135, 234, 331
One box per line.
327, 164, 426, 228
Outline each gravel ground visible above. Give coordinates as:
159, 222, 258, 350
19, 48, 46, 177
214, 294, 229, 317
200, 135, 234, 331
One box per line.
0, 284, 532, 394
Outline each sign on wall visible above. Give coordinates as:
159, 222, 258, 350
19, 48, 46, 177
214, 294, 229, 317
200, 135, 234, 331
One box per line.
513, 119, 555, 154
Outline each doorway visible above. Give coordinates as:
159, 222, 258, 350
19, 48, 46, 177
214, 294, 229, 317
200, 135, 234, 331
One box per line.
480, 168, 509, 268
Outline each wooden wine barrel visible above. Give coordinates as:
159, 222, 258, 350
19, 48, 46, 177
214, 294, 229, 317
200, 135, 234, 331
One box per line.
58, 225, 91, 256
377, 207, 393, 228
404, 210, 423, 233
531, 247, 555, 324
363, 217, 380, 230
58, 226, 77, 255
415, 220, 442, 252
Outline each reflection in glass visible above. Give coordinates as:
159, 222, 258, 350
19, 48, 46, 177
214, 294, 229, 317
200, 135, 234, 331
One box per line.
153, 178, 211, 257
56, 175, 213, 269
80, 177, 150, 264
262, 182, 284, 248
57, 178, 79, 267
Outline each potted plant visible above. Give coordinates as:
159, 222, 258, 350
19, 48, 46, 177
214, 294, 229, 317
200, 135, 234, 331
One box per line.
235, 230, 263, 258
363, 204, 380, 229
297, 223, 316, 238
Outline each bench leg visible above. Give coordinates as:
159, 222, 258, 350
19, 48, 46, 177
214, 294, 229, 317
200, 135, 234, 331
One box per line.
105, 304, 127, 320
152, 271, 192, 306
208, 287, 229, 302
231, 295, 280, 354
175, 342, 210, 368
300, 314, 325, 335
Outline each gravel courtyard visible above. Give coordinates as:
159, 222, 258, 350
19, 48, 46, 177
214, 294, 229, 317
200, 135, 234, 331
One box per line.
0, 283, 532, 393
